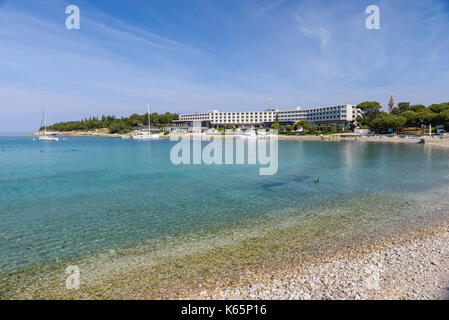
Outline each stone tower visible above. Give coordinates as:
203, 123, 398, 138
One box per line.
388, 95, 396, 114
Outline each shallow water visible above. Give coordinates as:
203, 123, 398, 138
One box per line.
1, 136, 449, 278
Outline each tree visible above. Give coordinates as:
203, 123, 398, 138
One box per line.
390, 108, 401, 115
224, 124, 235, 131
286, 125, 294, 132
400, 111, 419, 127
150, 113, 159, 126
46, 111, 179, 132
320, 126, 334, 133
356, 101, 381, 126
354, 101, 449, 133
390, 115, 407, 131
438, 109, 449, 129
411, 104, 426, 113
108, 121, 123, 134
295, 120, 310, 131
416, 110, 436, 126
428, 103, 448, 114
370, 113, 406, 133
397, 102, 411, 112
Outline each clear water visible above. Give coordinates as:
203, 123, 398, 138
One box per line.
1, 136, 449, 274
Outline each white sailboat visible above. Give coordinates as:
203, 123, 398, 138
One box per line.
257, 129, 267, 139
243, 128, 257, 139
133, 104, 160, 140
38, 106, 59, 141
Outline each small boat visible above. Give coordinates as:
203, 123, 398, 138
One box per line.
243, 129, 257, 139
265, 132, 278, 138
133, 131, 160, 140
38, 106, 59, 141
133, 104, 160, 140
257, 130, 267, 139
39, 135, 59, 141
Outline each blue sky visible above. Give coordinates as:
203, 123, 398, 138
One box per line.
1, 0, 448, 132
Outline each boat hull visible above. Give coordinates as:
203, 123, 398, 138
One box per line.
133, 134, 160, 140
39, 136, 59, 141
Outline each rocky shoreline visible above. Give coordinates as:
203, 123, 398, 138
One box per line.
192, 225, 449, 300
45, 130, 449, 148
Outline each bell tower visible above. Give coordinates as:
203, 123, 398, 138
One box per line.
388, 95, 396, 113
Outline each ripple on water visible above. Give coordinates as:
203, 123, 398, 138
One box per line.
2, 190, 449, 299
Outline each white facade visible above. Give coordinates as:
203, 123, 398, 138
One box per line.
179, 109, 278, 125
178, 105, 361, 127
277, 105, 361, 123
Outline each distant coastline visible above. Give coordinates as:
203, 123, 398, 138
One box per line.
33, 130, 449, 149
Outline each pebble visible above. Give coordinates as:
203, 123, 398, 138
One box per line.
197, 230, 449, 300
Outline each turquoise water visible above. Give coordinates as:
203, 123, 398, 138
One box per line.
1, 135, 449, 274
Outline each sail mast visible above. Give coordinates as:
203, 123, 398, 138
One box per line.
148, 104, 151, 131
44, 106, 47, 135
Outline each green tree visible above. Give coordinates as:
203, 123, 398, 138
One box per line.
411, 104, 426, 113
47, 111, 179, 132
309, 125, 319, 133
398, 102, 411, 112
295, 120, 310, 131
390, 108, 401, 115
438, 109, 449, 129
108, 121, 123, 134
400, 111, 419, 127
356, 101, 381, 126
370, 114, 407, 133
428, 103, 449, 114
417, 110, 437, 125
271, 114, 280, 129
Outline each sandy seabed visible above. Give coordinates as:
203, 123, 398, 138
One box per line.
2, 190, 449, 300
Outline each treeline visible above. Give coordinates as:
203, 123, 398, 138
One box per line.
357, 101, 449, 133
45, 112, 179, 133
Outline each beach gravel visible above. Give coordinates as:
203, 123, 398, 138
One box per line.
195, 228, 449, 300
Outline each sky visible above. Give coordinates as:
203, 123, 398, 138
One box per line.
0, 0, 448, 132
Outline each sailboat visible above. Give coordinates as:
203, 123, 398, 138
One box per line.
38, 106, 59, 141
133, 104, 161, 140
243, 127, 257, 139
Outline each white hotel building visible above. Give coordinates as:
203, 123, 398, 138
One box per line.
176, 105, 361, 131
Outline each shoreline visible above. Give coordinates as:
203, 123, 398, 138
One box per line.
3, 222, 448, 300
191, 223, 449, 300
43, 130, 449, 149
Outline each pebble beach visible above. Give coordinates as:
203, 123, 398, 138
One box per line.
194, 225, 449, 300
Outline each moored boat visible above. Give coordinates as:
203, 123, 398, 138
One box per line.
132, 104, 160, 140
38, 107, 59, 141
